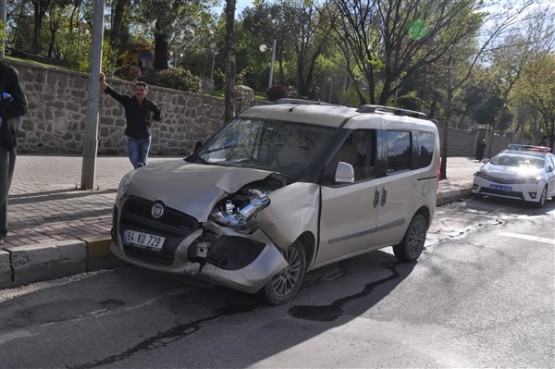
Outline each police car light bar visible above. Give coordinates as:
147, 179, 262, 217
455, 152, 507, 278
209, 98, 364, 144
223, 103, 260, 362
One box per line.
507, 144, 551, 152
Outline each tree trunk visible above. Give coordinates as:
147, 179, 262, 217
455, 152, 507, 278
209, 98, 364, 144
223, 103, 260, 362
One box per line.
153, 20, 168, 70
32, 3, 43, 54
110, 0, 129, 73
224, 0, 236, 123
440, 56, 455, 180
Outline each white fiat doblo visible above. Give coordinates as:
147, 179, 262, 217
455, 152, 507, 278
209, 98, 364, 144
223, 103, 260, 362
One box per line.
111, 103, 440, 305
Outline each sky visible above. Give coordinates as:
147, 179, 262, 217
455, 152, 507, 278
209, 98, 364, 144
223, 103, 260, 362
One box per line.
213, 0, 255, 16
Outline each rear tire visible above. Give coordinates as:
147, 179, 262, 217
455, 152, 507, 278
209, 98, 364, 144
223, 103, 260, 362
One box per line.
258, 240, 306, 305
393, 214, 427, 262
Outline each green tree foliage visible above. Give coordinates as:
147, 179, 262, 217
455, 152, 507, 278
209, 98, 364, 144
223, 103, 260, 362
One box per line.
484, 6, 555, 157
3, 0, 554, 139
241, 1, 293, 91
0, 20, 5, 44
515, 54, 555, 148
281, 0, 331, 96
462, 78, 503, 127
138, 0, 216, 70
241, 0, 332, 96
108, 0, 131, 70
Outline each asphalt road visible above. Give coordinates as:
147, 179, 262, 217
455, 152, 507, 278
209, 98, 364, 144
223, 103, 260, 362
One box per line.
1, 198, 554, 368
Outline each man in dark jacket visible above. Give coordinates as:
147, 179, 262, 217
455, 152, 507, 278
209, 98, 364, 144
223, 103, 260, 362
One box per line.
476, 138, 487, 162
0, 61, 28, 245
99, 72, 161, 169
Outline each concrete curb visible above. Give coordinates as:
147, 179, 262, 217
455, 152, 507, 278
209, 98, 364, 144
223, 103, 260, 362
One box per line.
437, 188, 472, 206
0, 237, 124, 289
0, 187, 472, 290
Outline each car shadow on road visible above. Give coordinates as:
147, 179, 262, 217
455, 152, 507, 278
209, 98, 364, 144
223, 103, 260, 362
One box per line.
70, 250, 415, 369
467, 195, 555, 214
0, 249, 416, 369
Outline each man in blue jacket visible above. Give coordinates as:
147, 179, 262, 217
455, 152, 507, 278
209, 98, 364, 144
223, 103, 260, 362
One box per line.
0, 61, 28, 245
99, 72, 161, 169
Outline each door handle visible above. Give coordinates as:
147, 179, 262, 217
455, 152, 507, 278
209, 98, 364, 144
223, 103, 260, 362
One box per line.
381, 187, 387, 206
373, 188, 380, 208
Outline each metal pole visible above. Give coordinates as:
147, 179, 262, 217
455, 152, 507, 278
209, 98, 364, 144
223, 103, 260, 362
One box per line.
210, 50, 216, 80
268, 39, 276, 90
394, 77, 400, 104
0, 0, 6, 61
81, 0, 104, 190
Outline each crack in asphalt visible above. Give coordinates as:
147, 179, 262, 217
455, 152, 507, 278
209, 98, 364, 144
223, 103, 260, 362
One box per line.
67, 303, 257, 369
288, 264, 400, 322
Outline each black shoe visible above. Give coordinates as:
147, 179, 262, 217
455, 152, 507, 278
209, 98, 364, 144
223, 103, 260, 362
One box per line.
0, 236, 5, 245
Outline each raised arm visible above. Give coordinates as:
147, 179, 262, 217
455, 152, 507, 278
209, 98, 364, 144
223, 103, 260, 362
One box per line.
99, 72, 128, 105
99, 72, 108, 91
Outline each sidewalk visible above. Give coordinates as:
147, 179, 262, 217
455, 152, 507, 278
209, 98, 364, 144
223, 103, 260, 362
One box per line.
0, 155, 483, 288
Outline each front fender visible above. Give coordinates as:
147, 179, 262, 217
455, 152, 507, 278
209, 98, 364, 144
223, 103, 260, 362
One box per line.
251, 182, 320, 249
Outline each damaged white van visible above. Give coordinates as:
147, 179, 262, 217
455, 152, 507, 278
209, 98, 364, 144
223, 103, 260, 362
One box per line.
110, 103, 440, 305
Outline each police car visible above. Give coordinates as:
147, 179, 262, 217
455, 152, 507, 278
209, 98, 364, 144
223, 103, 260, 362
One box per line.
472, 144, 555, 207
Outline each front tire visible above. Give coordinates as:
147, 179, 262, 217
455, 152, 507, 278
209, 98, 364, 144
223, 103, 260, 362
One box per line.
534, 186, 548, 208
258, 240, 306, 305
393, 214, 428, 262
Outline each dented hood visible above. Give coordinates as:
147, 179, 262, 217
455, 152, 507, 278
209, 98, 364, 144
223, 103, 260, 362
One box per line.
126, 159, 273, 221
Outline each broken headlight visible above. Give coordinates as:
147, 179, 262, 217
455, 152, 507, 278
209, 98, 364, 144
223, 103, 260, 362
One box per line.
209, 188, 270, 231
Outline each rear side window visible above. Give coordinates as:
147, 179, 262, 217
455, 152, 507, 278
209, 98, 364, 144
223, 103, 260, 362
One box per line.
413, 131, 435, 169
385, 131, 411, 174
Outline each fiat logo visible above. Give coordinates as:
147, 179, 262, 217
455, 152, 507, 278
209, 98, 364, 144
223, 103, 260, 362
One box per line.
151, 203, 165, 219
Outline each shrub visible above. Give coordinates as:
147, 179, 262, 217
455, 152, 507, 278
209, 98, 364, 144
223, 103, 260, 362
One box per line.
118, 64, 142, 81
267, 84, 288, 101
156, 67, 202, 93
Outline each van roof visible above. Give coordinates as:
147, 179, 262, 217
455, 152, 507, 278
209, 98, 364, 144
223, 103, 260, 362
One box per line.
240, 103, 435, 129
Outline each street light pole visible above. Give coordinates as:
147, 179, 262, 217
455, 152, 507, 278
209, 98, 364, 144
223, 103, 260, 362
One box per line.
259, 39, 277, 91
328, 77, 333, 103
210, 49, 218, 80
268, 39, 276, 90
80, 0, 104, 190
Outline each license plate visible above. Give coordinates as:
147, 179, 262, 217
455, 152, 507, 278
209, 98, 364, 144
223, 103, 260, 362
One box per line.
489, 184, 512, 192
123, 229, 165, 251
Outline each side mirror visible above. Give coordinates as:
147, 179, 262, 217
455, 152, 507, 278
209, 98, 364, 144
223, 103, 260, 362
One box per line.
335, 162, 355, 183
193, 140, 202, 153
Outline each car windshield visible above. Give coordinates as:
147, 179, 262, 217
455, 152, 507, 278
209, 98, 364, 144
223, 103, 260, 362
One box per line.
193, 116, 337, 177
490, 153, 544, 170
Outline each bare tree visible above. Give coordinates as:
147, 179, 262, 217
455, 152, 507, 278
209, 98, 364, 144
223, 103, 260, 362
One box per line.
324, 0, 484, 105
281, 0, 330, 96
438, 1, 536, 179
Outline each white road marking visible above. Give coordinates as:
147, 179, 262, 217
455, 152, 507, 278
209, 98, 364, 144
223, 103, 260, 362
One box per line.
498, 232, 554, 245
0, 330, 38, 345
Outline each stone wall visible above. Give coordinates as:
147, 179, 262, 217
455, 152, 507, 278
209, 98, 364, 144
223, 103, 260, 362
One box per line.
8, 59, 519, 158
438, 126, 516, 158
10, 60, 243, 156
